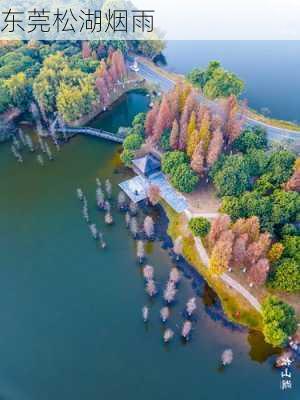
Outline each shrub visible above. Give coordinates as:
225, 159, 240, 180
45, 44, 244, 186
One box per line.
123, 133, 143, 151
189, 217, 211, 237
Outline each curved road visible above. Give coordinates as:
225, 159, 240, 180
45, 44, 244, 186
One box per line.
137, 60, 300, 152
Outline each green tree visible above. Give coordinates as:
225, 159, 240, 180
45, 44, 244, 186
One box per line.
171, 164, 199, 193
262, 296, 297, 347
233, 126, 267, 153
132, 112, 146, 127
213, 154, 251, 196
203, 67, 244, 99
189, 217, 211, 237
0, 80, 11, 113
123, 133, 143, 151
269, 258, 300, 292
5, 72, 32, 110
120, 149, 135, 167
56, 78, 96, 123
161, 151, 188, 175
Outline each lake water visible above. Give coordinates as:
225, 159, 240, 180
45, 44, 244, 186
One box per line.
163, 41, 300, 124
0, 92, 298, 399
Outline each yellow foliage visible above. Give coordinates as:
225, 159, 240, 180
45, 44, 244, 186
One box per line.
187, 129, 200, 158
267, 243, 284, 264
199, 112, 211, 152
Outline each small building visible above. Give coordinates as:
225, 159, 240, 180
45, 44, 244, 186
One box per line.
132, 154, 161, 178
119, 153, 188, 213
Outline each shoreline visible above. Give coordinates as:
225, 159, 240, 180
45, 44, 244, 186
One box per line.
137, 56, 300, 135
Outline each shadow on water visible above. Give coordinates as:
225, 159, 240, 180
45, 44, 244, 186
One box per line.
247, 330, 281, 363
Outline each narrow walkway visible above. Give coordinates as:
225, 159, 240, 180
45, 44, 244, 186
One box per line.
56, 127, 125, 143
184, 209, 262, 313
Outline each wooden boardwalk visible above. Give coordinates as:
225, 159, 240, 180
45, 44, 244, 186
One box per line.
56, 127, 125, 143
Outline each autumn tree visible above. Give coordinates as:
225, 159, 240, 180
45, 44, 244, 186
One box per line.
152, 96, 172, 142
187, 129, 200, 158
208, 214, 231, 249
232, 233, 248, 267
147, 184, 161, 206
82, 41, 91, 59
179, 91, 197, 149
285, 159, 300, 192
222, 95, 243, 146
145, 102, 159, 137
231, 216, 260, 243
246, 232, 271, 267
210, 230, 234, 275
248, 258, 270, 286
111, 50, 127, 80
206, 128, 223, 168
199, 110, 211, 151
169, 119, 180, 150
191, 140, 205, 176
267, 242, 284, 264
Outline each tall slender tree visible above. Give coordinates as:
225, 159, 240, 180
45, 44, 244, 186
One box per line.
169, 119, 180, 150
206, 128, 223, 168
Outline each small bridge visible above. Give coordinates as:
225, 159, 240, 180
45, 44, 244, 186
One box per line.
55, 127, 125, 143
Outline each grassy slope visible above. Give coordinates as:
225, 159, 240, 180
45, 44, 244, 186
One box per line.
164, 201, 263, 331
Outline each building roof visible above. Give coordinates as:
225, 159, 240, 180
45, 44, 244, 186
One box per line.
119, 175, 148, 203
132, 154, 161, 176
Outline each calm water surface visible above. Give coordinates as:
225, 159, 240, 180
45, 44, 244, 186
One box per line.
163, 41, 300, 123
0, 92, 298, 399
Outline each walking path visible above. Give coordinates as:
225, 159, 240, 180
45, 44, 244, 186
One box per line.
184, 209, 262, 313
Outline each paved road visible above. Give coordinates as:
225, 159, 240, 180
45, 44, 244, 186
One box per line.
137, 60, 300, 151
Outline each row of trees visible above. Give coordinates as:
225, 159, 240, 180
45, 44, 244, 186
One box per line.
207, 215, 274, 286
33, 48, 127, 123
145, 83, 245, 192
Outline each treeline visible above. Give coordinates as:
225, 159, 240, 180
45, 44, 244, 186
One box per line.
0, 39, 164, 121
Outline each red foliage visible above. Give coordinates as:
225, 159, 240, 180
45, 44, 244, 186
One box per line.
232, 233, 248, 267
145, 103, 159, 137
169, 119, 180, 150
246, 232, 271, 266
206, 128, 224, 168
208, 214, 231, 249
152, 96, 172, 142
248, 258, 270, 286
82, 41, 91, 59
191, 141, 205, 176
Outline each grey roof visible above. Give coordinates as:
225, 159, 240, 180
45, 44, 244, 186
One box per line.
132, 154, 161, 175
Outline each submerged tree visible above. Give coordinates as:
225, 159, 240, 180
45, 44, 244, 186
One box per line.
130, 217, 138, 238
96, 187, 105, 209
147, 184, 161, 206
145, 279, 157, 297
163, 280, 177, 304
105, 179, 112, 199
104, 212, 114, 225
143, 265, 154, 281
118, 191, 127, 210
136, 240, 145, 263
144, 216, 155, 239
173, 236, 183, 260
221, 349, 233, 366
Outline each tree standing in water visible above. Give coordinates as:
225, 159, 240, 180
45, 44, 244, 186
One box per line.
144, 216, 155, 239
